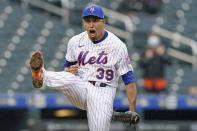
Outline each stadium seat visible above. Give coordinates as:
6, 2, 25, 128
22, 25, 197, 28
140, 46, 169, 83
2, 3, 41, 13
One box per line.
0, 0, 196, 96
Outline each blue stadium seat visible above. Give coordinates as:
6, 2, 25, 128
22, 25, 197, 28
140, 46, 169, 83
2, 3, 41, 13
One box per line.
0, 0, 196, 96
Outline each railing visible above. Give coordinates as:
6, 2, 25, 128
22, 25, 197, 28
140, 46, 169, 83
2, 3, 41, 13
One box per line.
22, 0, 134, 46
101, 6, 134, 46
22, 0, 69, 24
167, 48, 195, 64
153, 25, 197, 71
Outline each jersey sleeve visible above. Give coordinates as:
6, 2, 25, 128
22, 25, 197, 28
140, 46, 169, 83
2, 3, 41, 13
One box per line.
65, 37, 77, 62
116, 44, 133, 76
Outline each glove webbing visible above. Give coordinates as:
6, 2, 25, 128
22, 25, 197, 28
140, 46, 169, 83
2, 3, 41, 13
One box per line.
112, 112, 133, 122
112, 111, 137, 130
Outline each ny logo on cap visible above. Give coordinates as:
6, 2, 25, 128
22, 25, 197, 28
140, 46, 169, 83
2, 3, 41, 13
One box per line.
90, 7, 95, 13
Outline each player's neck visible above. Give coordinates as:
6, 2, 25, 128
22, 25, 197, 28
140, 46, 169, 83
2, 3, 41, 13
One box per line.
92, 31, 108, 44
96, 30, 105, 41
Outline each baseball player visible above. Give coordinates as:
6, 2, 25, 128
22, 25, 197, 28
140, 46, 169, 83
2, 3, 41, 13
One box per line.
30, 5, 139, 131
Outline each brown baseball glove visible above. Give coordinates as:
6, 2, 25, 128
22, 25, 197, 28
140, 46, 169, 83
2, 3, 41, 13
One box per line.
112, 111, 140, 125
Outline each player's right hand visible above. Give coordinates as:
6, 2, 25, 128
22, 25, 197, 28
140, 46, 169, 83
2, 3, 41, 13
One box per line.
64, 65, 79, 75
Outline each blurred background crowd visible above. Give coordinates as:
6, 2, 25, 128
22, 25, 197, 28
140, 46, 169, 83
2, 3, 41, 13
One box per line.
0, 0, 197, 130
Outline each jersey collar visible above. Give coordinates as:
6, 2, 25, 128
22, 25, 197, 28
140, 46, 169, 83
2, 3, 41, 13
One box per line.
93, 31, 108, 44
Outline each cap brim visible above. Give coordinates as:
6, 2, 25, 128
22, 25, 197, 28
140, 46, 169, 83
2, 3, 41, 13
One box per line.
82, 15, 104, 19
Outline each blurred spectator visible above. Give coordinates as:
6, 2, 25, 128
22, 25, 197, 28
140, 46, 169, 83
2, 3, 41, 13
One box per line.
117, 0, 162, 16
143, 0, 162, 15
188, 85, 197, 96
117, 0, 143, 17
139, 33, 171, 93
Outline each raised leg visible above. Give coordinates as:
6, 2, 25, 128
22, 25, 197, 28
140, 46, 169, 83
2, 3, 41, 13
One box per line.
30, 50, 87, 110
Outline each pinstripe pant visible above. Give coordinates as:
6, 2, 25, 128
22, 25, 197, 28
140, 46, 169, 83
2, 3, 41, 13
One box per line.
43, 70, 116, 131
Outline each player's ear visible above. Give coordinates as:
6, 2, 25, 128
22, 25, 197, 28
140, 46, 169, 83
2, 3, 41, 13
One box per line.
82, 19, 85, 27
103, 18, 106, 24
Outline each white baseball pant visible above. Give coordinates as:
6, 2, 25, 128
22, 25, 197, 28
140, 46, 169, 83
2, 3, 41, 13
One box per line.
43, 69, 116, 131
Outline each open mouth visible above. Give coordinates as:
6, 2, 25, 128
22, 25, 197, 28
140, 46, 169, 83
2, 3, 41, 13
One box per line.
89, 30, 96, 41
89, 30, 96, 34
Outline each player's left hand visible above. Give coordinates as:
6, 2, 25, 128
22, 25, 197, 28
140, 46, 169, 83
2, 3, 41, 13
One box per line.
125, 111, 140, 124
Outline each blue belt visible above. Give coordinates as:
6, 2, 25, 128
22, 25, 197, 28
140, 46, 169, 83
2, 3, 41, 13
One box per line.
89, 81, 107, 87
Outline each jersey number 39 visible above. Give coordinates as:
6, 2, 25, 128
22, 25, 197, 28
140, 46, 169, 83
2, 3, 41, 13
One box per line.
96, 68, 114, 81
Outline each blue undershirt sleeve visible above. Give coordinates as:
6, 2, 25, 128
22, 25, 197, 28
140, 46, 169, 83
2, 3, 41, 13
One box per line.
62, 60, 77, 70
122, 71, 135, 85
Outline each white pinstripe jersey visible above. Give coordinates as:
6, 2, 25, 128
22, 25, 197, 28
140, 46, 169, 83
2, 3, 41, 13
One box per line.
66, 30, 133, 88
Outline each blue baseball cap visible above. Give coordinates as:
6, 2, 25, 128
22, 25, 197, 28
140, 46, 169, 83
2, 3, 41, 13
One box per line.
82, 5, 104, 19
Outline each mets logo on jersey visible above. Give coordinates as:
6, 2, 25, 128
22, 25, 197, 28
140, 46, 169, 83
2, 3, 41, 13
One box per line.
125, 54, 131, 65
90, 7, 95, 13
78, 51, 108, 66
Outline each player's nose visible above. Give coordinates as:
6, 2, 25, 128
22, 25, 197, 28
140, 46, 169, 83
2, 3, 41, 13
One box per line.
89, 21, 94, 27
